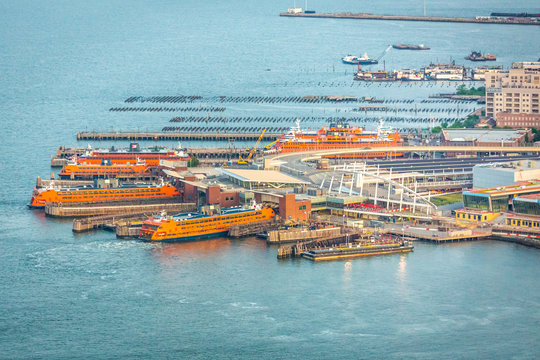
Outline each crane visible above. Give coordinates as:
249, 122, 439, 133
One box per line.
376, 45, 392, 62
264, 139, 279, 150
238, 129, 267, 164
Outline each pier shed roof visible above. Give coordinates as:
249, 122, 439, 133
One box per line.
221, 169, 307, 189
443, 129, 526, 144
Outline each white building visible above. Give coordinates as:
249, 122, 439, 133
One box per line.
473, 160, 540, 188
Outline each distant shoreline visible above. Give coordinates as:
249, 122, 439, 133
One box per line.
279, 12, 540, 26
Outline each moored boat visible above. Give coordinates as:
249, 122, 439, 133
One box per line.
76, 143, 189, 166
59, 159, 151, 179
29, 183, 180, 208
269, 119, 403, 155
302, 240, 414, 261
139, 205, 276, 242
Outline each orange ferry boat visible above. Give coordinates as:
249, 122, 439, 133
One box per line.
29, 183, 180, 208
270, 120, 403, 156
139, 205, 275, 242
76, 143, 189, 166
59, 159, 151, 179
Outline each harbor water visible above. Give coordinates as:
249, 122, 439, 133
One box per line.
1, 0, 540, 358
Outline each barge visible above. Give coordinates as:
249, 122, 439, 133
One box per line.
302, 240, 413, 261
465, 51, 496, 62
392, 44, 430, 50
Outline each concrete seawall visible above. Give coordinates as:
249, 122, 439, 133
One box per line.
279, 13, 540, 26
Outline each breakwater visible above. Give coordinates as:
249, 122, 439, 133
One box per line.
125, 95, 363, 104
279, 12, 540, 26
110, 106, 226, 112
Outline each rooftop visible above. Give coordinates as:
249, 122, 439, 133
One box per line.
514, 193, 540, 201
221, 169, 307, 185
443, 129, 526, 143
466, 181, 540, 196
474, 160, 540, 172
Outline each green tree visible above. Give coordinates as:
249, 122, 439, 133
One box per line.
463, 115, 479, 128
187, 155, 199, 167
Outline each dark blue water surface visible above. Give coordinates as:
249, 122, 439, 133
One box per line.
1, 1, 540, 358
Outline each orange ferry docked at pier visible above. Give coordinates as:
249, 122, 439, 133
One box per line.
139, 205, 275, 241
59, 159, 151, 179
29, 183, 180, 208
76, 143, 189, 166
270, 120, 403, 157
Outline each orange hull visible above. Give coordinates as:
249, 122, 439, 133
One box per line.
324, 151, 404, 158
77, 153, 188, 166
275, 122, 403, 154
279, 141, 402, 153
59, 163, 150, 179
29, 184, 180, 208
140, 207, 275, 241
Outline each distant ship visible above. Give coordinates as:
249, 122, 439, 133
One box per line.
392, 44, 430, 50
465, 51, 496, 61
342, 53, 378, 65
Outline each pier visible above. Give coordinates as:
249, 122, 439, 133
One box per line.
267, 226, 341, 244
279, 12, 540, 26
228, 218, 281, 237
278, 233, 367, 259
51, 146, 255, 166
386, 225, 491, 243
73, 213, 151, 233
76, 131, 281, 142
45, 199, 196, 217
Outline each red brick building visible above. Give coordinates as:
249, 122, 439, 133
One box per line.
496, 113, 540, 129
279, 194, 311, 222
180, 176, 240, 208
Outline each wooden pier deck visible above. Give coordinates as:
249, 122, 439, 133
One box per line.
267, 227, 341, 244
46, 199, 196, 217
77, 131, 281, 142
387, 227, 491, 243
73, 213, 149, 233
280, 12, 540, 26
228, 218, 281, 237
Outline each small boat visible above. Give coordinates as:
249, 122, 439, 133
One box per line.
392, 44, 430, 50
256, 231, 269, 240
342, 53, 378, 65
342, 55, 361, 64
356, 52, 378, 64
465, 51, 496, 61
